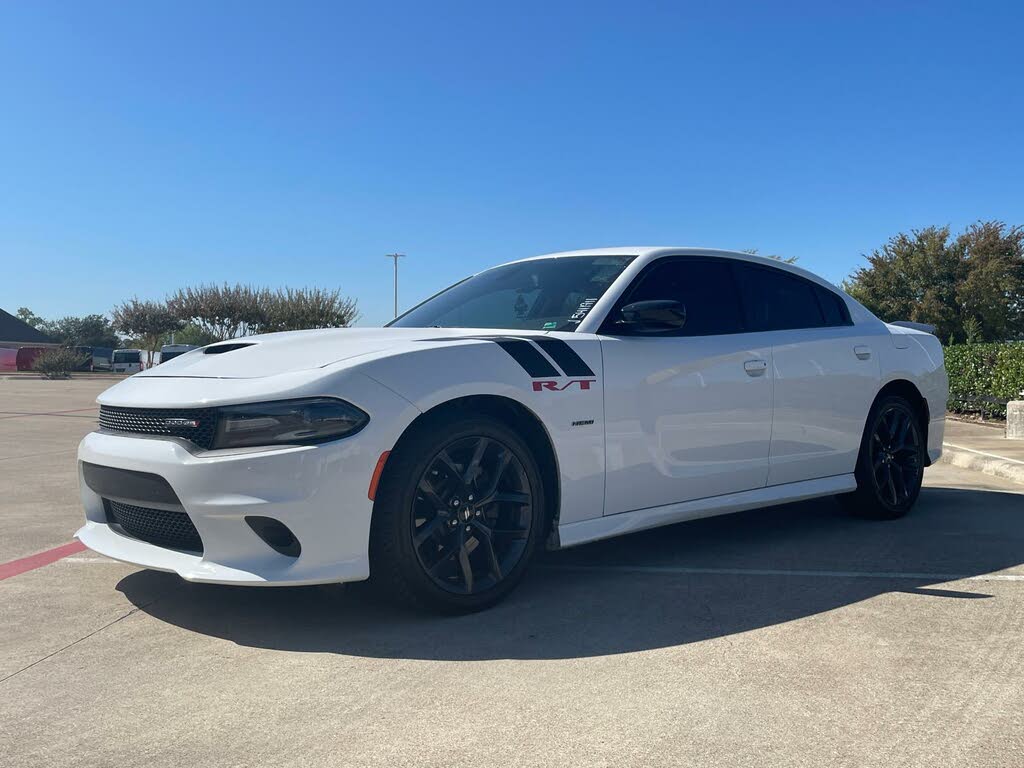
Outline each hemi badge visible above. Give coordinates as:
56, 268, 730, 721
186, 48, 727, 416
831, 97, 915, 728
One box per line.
164, 418, 200, 428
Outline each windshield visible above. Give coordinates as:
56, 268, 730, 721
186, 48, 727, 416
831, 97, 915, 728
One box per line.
390, 255, 634, 331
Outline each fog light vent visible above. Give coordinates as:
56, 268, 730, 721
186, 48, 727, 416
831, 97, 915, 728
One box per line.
245, 516, 301, 557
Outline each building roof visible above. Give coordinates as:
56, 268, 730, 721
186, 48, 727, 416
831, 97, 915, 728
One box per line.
0, 308, 55, 345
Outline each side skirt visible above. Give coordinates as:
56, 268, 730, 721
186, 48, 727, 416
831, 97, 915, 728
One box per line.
556, 474, 857, 549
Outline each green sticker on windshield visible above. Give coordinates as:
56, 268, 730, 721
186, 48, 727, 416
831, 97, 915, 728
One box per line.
543, 321, 557, 329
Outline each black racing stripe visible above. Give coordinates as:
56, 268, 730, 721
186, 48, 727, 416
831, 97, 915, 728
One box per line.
531, 338, 595, 377
492, 339, 559, 378
415, 334, 583, 378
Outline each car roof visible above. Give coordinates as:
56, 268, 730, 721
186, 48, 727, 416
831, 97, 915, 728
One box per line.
509, 246, 788, 266
502, 246, 831, 284
495, 246, 881, 326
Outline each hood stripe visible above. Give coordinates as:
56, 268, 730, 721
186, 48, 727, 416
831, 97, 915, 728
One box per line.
492, 339, 559, 378
531, 338, 595, 377
415, 334, 594, 379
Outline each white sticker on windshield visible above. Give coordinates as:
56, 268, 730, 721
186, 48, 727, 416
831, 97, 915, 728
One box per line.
569, 298, 599, 323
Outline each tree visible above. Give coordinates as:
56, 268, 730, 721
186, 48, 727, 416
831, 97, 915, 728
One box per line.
166, 283, 359, 341
172, 322, 221, 347
843, 221, 1024, 343
963, 315, 983, 345
16, 307, 44, 328
742, 249, 798, 264
16, 308, 120, 347
38, 314, 120, 348
263, 287, 360, 333
953, 221, 1024, 342
166, 284, 270, 341
111, 298, 183, 365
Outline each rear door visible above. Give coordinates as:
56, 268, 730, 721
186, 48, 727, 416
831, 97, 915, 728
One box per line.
600, 257, 774, 515
731, 263, 881, 485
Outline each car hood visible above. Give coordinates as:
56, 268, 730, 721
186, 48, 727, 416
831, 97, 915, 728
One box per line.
136, 327, 540, 379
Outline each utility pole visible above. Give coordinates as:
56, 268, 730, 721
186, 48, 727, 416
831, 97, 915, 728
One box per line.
385, 253, 405, 319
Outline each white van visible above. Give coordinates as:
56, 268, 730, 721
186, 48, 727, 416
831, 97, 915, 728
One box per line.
111, 349, 144, 374
158, 344, 199, 364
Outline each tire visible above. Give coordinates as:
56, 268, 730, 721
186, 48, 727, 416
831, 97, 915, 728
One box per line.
369, 412, 546, 613
840, 395, 925, 520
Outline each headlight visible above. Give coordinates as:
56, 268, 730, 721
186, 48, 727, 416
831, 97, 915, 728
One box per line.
211, 398, 369, 449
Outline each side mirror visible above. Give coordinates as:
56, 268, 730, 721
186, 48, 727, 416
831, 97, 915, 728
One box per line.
616, 300, 687, 334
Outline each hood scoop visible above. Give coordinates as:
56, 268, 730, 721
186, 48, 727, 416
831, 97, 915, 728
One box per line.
204, 342, 256, 355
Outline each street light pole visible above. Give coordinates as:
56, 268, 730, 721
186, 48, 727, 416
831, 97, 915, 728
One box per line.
384, 253, 405, 319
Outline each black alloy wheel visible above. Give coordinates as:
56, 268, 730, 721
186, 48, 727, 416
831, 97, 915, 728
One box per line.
842, 395, 925, 519
411, 436, 533, 595
369, 413, 545, 613
868, 403, 923, 508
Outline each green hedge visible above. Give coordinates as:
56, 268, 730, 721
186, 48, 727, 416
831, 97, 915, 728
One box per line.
945, 342, 1024, 418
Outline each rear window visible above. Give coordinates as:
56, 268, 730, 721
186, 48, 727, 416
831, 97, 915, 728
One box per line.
113, 351, 140, 363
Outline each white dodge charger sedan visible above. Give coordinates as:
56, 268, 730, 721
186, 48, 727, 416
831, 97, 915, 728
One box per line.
77, 248, 947, 612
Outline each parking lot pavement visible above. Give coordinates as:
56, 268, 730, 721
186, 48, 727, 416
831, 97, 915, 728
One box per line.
0, 378, 107, 562
2, 381, 1024, 767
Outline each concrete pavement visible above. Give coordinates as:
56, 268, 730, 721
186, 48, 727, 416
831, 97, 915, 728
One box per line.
942, 418, 1024, 485
0, 378, 103, 562
2, 378, 1024, 767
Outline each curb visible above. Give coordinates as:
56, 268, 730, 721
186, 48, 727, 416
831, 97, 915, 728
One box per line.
939, 443, 1024, 486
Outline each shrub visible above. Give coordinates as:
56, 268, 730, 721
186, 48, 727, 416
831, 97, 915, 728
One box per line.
945, 342, 1024, 418
31, 347, 89, 379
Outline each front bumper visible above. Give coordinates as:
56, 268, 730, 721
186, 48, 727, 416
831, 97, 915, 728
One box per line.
76, 429, 380, 586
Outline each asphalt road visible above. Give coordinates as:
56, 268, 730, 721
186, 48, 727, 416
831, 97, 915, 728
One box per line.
2, 378, 1023, 767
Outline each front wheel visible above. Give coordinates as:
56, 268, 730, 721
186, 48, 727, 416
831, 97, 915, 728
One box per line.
841, 395, 925, 520
370, 413, 545, 613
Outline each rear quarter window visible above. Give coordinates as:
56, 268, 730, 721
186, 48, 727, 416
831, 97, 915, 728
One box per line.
733, 264, 831, 331
814, 285, 851, 326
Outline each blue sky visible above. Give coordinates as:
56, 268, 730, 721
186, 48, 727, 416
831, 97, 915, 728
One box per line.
2, 1, 1021, 327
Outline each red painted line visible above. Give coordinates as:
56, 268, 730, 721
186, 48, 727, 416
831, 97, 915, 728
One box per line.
0, 541, 87, 581
0, 408, 99, 420
0, 407, 98, 415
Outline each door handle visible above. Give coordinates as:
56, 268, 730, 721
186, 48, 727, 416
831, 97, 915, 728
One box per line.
743, 359, 768, 376
854, 345, 872, 360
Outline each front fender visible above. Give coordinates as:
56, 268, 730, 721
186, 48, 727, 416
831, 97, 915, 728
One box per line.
355, 338, 607, 528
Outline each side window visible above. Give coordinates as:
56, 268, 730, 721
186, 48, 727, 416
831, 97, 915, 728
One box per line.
621, 258, 744, 336
733, 264, 827, 331
814, 285, 851, 327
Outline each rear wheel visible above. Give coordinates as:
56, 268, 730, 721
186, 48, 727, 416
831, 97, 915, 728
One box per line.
370, 413, 545, 613
841, 395, 925, 519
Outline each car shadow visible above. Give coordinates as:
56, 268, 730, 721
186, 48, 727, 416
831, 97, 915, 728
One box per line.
117, 486, 1024, 661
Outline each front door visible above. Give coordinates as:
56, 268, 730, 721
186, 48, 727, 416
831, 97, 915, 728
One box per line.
600, 257, 774, 516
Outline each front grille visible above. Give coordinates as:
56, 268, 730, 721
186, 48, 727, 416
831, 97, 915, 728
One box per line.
99, 405, 218, 449
105, 499, 204, 553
